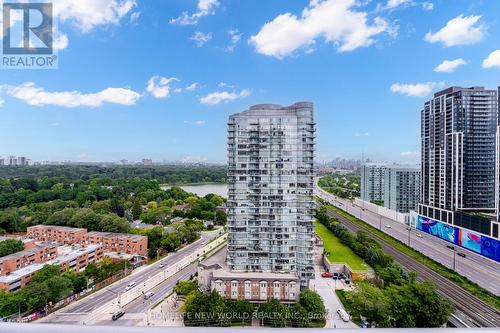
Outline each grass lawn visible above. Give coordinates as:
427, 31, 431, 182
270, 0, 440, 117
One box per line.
327, 205, 500, 310
314, 220, 368, 271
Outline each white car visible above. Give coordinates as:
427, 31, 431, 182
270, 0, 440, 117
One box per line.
337, 309, 350, 322
143, 291, 154, 300
385, 224, 391, 229
416, 233, 423, 238
125, 281, 137, 291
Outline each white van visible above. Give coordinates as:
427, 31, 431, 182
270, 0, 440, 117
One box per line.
144, 291, 154, 300
125, 281, 137, 291
337, 308, 350, 322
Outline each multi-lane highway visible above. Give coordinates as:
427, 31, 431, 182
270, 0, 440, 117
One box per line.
314, 183, 500, 296
40, 229, 223, 325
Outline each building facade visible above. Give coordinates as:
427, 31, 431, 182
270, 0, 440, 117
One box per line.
360, 163, 387, 203
0, 244, 103, 292
0, 245, 57, 277
27, 225, 148, 257
227, 102, 315, 288
384, 165, 421, 213
419, 86, 499, 237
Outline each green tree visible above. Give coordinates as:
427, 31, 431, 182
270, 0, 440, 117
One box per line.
290, 303, 311, 327
31, 265, 60, 284
23, 282, 50, 312
257, 299, 290, 327
0, 209, 22, 233
174, 280, 198, 295
299, 289, 326, 319
132, 201, 142, 220
0, 239, 24, 257
45, 276, 73, 303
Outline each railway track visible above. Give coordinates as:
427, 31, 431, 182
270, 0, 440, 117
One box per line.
324, 206, 500, 328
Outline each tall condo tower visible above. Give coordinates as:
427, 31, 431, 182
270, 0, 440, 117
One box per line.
419, 86, 498, 236
227, 102, 316, 287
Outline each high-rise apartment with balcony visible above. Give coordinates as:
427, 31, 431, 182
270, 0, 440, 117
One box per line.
384, 165, 420, 213
226, 102, 315, 287
419, 86, 499, 237
360, 163, 388, 203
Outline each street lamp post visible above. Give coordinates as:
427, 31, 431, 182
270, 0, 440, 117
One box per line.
379, 215, 382, 230
448, 246, 457, 271
406, 227, 411, 246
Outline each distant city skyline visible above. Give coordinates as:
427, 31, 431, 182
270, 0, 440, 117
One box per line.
1, 1, 500, 163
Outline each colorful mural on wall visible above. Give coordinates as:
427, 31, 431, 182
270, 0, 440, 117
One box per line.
415, 214, 500, 262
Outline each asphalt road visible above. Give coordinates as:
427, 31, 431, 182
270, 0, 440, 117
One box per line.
41, 229, 222, 324
314, 184, 500, 296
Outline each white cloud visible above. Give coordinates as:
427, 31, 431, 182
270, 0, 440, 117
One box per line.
422, 2, 434, 11
0, 97, 4, 108
190, 31, 212, 47
226, 29, 242, 52
482, 50, 500, 69
218, 82, 235, 88
54, 0, 137, 33
379, 0, 412, 10
249, 0, 394, 58
193, 120, 206, 126
354, 132, 370, 137
433, 58, 467, 73
200, 89, 251, 105
174, 88, 183, 94
49, 122, 60, 127
424, 15, 485, 47
2, 82, 140, 107
146, 76, 178, 98
401, 151, 419, 157
390, 81, 444, 97
170, 0, 219, 26
53, 32, 69, 51
185, 83, 199, 91
130, 11, 141, 24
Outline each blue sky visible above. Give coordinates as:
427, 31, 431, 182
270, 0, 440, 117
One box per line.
0, 0, 499, 164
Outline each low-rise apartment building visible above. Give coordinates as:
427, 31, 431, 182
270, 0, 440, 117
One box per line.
26, 225, 148, 257
0, 244, 103, 292
0, 245, 57, 276
26, 225, 87, 245
87, 231, 148, 257
198, 247, 300, 303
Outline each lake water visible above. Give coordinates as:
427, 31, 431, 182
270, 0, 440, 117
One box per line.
161, 184, 228, 198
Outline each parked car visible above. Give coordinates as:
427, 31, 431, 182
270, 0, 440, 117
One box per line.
416, 233, 423, 238
446, 245, 455, 250
337, 309, 350, 322
125, 281, 137, 291
385, 224, 391, 228
457, 252, 466, 258
333, 272, 339, 277
321, 272, 333, 278
339, 273, 347, 280
112, 311, 125, 321
144, 291, 155, 300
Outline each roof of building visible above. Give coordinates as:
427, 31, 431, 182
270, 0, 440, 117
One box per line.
28, 224, 87, 233
87, 231, 146, 241
0, 244, 56, 262
212, 269, 299, 281
0, 244, 101, 284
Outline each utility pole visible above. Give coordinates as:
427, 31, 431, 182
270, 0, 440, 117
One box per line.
406, 227, 411, 246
